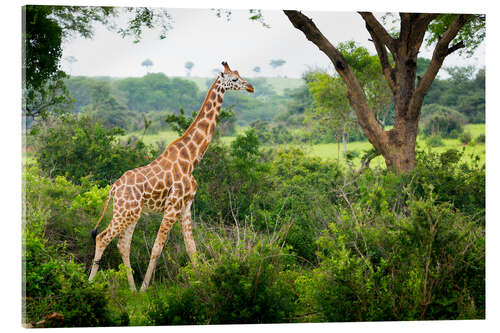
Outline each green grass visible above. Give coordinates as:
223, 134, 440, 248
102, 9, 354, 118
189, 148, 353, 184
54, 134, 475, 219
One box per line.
296, 123, 485, 169
122, 125, 251, 147
121, 130, 179, 146
463, 123, 484, 138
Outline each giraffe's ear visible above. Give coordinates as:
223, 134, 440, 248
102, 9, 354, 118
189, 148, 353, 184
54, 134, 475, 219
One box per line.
219, 72, 225, 78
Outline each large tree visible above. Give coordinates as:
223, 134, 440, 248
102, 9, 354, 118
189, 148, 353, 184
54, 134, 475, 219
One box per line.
284, 11, 484, 172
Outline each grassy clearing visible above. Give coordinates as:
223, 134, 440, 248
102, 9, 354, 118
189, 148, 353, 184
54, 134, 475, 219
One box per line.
121, 130, 179, 146
124, 124, 485, 169
298, 123, 485, 169
463, 123, 484, 138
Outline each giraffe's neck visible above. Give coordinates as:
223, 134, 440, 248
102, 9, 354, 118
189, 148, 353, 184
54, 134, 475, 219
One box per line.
167, 78, 226, 166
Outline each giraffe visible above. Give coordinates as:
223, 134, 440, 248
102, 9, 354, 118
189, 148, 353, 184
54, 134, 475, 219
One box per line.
88, 62, 254, 292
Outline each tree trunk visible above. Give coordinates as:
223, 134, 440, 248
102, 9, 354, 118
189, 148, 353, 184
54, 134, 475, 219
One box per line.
284, 10, 471, 173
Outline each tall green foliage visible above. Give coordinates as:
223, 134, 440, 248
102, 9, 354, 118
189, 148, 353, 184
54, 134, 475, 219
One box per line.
115, 73, 202, 113
31, 115, 157, 186
423, 67, 485, 123
296, 196, 484, 321
421, 105, 466, 138
147, 225, 298, 325
23, 166, 120, 327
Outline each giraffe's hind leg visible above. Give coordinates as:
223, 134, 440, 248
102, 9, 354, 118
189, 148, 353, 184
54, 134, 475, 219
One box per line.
89, 218, 123, 281
117, 222, 139, 291
89, 206, 141, 282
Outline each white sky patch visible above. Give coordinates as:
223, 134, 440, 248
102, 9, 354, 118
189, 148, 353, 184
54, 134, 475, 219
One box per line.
60, 8, 485, 79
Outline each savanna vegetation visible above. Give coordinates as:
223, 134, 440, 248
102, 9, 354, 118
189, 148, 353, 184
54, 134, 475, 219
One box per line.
22, 5, 485, 328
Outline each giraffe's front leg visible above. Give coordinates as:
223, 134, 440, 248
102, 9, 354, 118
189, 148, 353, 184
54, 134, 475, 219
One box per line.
140, 200, 181, 292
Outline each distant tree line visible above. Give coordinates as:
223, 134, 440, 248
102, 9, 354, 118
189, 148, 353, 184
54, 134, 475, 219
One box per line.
57, 59, 484, 145
62, 73, 290, 132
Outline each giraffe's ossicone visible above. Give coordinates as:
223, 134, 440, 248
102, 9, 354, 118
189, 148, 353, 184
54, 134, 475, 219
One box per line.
88, 62, 254, 292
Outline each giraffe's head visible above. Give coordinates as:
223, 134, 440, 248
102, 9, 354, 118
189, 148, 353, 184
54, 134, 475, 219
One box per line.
217, 61, 254, 93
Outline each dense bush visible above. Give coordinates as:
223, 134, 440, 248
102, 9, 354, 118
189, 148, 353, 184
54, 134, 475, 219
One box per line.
408, 148, 485, 220
192, 129, 268, 225
421, 105, 466, 138
459, 131, 473, 144
475, 133, 485, 144
30, 114, 158, 186
23, 171, 118, 327
250, 120, 293, 144
425, 135, 444, 147
251, 148, 344, 263
147, 225, 298, 325
296, 196, 484, 321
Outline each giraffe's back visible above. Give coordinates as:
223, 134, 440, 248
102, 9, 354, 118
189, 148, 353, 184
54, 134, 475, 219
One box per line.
113, 158, 174, 214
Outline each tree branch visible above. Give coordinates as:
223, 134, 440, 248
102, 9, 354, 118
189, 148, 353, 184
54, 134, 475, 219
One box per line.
446, 41, 465, 55
399, 13, 412, 48
363, 21, 396, 93
355, 147, 380, 174
284, 10, 388, 153
399, 13, 439, 57
359, 12, 397, 54
412, 14, 472, 115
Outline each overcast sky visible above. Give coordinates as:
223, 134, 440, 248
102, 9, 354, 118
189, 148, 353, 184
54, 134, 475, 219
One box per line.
60, 8, 485, 79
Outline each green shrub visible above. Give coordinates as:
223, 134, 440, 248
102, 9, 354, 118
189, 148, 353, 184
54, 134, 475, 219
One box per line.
23, 191, 117, 327
295, 195, 484, 321
147, 285, 208, 325
249, 120, 295, 144
30, 114, 158, 186
248, 148, 343, 263
24, 164, 114, 265
421, 106, 465, 138
475, 133, 485, 144
459, 131, 472, 144
147, 225, 298, 325
425, 135, 444, 147
408, 149, 485, 220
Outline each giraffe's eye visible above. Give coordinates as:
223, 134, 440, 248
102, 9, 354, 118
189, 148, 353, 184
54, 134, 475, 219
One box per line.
232, 78, 238, 82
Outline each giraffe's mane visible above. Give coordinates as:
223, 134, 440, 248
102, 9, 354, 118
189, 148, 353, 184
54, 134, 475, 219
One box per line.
169, 77, 219, 146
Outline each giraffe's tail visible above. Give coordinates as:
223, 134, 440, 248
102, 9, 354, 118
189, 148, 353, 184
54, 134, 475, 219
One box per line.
91, 185, 115, 243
